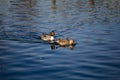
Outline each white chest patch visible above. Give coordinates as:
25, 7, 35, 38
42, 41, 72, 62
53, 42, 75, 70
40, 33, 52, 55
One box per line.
51, 36, 54, 41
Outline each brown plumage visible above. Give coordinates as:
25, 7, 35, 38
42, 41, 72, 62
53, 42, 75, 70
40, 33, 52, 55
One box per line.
56, 38, 74, 46
40, 31, 55, 41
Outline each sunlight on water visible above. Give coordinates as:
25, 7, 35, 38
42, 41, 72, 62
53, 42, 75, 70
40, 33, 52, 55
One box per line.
0, 0, 120, 80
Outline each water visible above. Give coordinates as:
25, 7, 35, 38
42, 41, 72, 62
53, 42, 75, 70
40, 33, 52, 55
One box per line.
0, 0, 120, 80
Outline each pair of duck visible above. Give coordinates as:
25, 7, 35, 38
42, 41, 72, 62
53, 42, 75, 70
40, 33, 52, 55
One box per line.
40, 31, 75, 46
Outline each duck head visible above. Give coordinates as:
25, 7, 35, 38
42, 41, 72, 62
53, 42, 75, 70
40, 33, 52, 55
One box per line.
69, 38, 74, 45
50, 31, 55, 36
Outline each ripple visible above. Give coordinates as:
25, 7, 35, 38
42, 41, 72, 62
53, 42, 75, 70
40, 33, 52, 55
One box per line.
0, 0, 120, 80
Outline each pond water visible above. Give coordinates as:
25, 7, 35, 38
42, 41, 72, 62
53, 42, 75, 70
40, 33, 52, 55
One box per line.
0, 0, 120, 80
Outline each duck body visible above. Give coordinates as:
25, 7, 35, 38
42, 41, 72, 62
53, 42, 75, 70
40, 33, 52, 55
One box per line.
56, 39, 69, 46
40, 31, 55, 42
41, 34, 54, 41
56, 38, 74, 46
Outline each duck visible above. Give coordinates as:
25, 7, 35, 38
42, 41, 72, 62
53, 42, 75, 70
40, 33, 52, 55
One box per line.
55, 38, 74, 46
40, 31, 55, 42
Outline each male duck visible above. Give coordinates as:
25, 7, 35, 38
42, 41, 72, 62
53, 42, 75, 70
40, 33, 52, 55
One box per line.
40, 31, 55, 41
56, 38, 74, 46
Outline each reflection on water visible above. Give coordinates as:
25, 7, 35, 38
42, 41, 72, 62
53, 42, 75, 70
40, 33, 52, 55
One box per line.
0, 0, 120, 80
51, 0, 56, 9
50, 43, 76, 50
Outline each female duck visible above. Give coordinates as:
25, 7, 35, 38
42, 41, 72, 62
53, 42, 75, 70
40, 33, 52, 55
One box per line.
40, 31, 55, 41
56, 38, 74, 46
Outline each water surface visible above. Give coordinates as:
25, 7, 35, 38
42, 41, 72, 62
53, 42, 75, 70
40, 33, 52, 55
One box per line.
0, 0, 120, 80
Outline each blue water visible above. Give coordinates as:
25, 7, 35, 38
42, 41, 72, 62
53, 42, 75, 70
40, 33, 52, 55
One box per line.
0, 0, 120, 80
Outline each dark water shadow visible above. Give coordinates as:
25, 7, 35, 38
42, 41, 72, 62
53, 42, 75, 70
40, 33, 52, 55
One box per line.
49, 42, 77, 50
